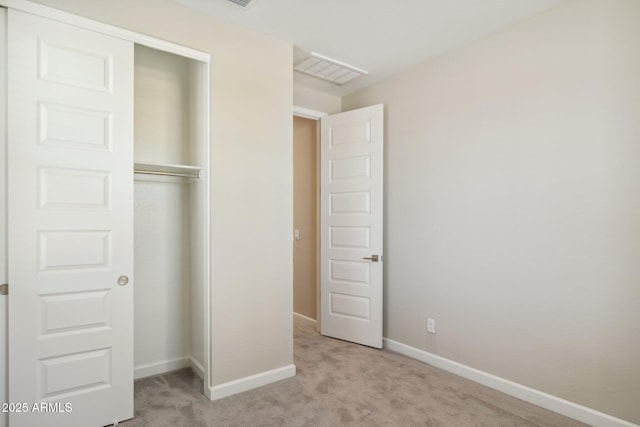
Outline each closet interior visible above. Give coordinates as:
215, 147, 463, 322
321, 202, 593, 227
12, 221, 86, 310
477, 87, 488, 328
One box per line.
132, 44, 209, 387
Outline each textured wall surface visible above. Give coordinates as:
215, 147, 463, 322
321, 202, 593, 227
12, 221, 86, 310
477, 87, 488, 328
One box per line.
344, 0, 640, 423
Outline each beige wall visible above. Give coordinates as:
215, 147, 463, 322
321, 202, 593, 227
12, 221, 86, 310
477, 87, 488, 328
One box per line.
30, 0, 294, 388
134, 45, 192, 165
343, 0, 640, 423
293, 116, 318, 320
293, 84, 341, 114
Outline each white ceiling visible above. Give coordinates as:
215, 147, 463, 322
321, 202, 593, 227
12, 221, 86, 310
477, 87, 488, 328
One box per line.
176, 0, 566, 96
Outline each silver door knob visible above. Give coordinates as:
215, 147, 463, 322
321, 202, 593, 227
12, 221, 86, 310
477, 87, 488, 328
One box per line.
117, 275, 129, 286
362, 255, 379, 262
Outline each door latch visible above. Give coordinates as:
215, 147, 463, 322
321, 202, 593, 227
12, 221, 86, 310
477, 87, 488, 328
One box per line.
362, 255, 380, 262
0, 284, 8, 295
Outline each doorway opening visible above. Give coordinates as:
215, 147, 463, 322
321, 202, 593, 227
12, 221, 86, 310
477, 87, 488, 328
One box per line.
292, 115, 320, 325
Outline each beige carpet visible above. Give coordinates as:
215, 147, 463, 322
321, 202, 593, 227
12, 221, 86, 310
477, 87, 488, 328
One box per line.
121, 317, 588, 426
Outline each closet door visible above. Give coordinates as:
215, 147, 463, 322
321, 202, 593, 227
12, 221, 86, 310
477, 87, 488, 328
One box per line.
7, 10, 134, 427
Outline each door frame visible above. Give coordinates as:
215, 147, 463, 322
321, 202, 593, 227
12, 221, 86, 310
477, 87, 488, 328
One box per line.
1, 0, 212, 400
292, 106, 326, 331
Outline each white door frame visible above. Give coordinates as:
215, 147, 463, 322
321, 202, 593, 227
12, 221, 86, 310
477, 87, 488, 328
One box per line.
1, 0, 212, 403
293, 106, 327, 121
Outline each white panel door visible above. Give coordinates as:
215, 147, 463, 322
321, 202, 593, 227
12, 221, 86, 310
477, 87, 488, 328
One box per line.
7, 10, 134, 426
320, 105, 384, 348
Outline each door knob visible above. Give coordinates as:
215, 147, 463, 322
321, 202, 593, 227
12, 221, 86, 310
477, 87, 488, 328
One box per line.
362, 255, 379, 262
117, 275, 129, 286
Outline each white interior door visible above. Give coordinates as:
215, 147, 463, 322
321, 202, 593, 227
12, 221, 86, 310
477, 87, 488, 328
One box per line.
320, 104, 384, 348
7, 9, 134, 426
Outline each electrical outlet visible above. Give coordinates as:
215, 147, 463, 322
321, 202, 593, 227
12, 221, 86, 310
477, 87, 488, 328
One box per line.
427, 318, 435, 334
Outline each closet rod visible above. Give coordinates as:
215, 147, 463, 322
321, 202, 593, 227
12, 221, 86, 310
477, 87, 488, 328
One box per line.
133, 169, 200, 179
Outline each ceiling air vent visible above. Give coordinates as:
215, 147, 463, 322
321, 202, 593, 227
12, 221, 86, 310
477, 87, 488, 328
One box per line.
226, 0, 255, 9
294, 52, 368, 86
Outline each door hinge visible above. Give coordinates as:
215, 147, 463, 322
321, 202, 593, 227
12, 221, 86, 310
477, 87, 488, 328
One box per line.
0, 284, 7, 295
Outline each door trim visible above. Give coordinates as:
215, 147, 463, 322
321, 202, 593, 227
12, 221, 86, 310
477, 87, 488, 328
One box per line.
293, 106, 327, 120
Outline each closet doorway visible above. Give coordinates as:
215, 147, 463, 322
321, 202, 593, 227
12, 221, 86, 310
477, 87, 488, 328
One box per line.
133, 45, 210, 384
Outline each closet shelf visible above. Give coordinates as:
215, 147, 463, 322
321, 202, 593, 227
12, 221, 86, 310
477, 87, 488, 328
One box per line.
134, 162, 201, 180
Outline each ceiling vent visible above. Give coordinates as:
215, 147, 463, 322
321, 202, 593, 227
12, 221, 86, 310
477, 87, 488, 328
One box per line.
294, 52, 368, 86
226, 0, 256, 9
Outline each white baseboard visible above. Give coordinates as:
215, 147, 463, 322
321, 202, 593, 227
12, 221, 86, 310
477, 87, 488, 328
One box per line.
190, 356, 205, 380
384, 338, 637, 427
293, 312, 317, 324
134, 356, 191, 380
207, 364, 296, 401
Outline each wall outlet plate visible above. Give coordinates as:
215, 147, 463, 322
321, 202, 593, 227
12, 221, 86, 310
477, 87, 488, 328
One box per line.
427, 318, 435, 334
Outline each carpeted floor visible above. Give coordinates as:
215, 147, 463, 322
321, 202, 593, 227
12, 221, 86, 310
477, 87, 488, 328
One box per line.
121, 316, 588, 426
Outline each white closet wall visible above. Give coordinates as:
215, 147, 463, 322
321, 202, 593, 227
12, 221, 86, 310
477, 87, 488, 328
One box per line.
133, 45, 206, 378
135, 46, 191, 164
134, 183, 192, 375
